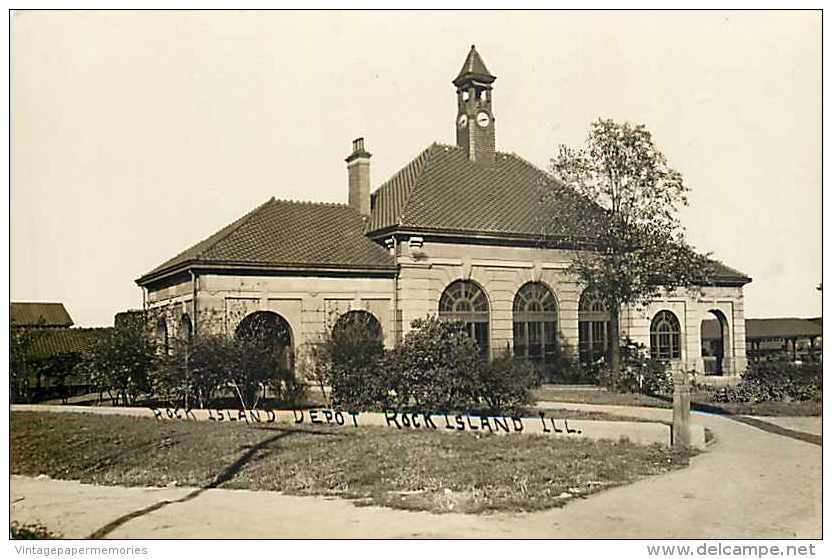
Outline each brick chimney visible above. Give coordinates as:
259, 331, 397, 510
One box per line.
345, 137, 372, 217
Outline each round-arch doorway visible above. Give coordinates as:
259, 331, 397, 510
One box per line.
700, 310, 731, 375
235, 311, 294, 371
332, 310, 383, 345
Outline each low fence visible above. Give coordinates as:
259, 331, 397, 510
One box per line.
11, 404, 707, 449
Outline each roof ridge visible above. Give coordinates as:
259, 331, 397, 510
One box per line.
432, 142, 462, 151
271, 198, 349, 208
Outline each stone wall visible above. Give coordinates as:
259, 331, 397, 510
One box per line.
143, 241, 747, 378
395, 239, 580, 358
395, 239, 746, 375
620, 285, 747, 376
146, 273, 396, 377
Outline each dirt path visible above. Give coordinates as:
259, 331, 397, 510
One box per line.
10, 405, 821, 538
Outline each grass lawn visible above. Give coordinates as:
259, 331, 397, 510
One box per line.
691, 399, 822, 417
536, 407, 661, 423
535, 386, 672, 408
533, 386, 822, 417
12, 411, 694, 514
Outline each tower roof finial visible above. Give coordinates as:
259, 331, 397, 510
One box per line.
453, 45, 496, 87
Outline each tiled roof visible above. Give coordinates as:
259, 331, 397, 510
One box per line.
10, 303, 73, 328
702, 318, 822, 340
368, 143, 605, 240
28, 328, 111, 359
453, 45, 496, 86
746, 318, 823, 339
707, 260, 752, 285
138, 198, 396, 285
139, 141, 750, 288
369, 143, 751, 285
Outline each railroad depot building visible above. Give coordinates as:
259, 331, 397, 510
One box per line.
136, 46, 752, 378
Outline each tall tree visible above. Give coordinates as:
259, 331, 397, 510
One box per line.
550, 119, 713, 383
81, 322, 155, 406
9, 324, 43, 402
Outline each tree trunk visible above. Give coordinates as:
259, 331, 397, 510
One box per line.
318, 379, 328, 407
609, 304, 621, 389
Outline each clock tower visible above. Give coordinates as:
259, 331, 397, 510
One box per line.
454, 45, 497, 166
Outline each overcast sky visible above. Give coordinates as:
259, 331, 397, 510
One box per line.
11, 10, 821, 327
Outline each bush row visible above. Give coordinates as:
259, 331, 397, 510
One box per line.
315, 316, 540, 415
13, 313, 539, 413
607, 342, 675, 396
709, 359, 822, 403
11, 320, 305, 409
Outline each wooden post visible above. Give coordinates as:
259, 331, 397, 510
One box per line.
672, 370, 691, 448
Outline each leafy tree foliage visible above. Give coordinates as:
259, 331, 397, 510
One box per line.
35, 353, 85, 403
153, 333, 304, 410
603, 341, 674, 396
235, 337, 304, 408
231, 311, 302, 407
476, 349, 539, 414
311, 310, 389, 410
710, 359, 821, 403
82, 322, 155, 406
312, 315, 539, 414
386, 317, 482, 412
9, 325, 44, 403
550, 119, 713, 383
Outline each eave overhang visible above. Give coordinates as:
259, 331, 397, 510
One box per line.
136, 259, 398, 288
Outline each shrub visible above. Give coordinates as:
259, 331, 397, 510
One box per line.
234, 337, 303, 408
35, 353, 85, 403
477, 350, 539, 414
10, 522, 61, 539
182, 335, 234, 408
313, 316, 541, 413
151, 335, 230, 409
9, 325, 45, 403
710, 359, 822, 403
151, 334, 305, 409
387, 317, 481, 412
314, 311, 389, 411
150, 341, 189, 407
80, 324, 155, 406
329, 357, 390, 411
545, 356, 601, 385
601, 341, 673, 396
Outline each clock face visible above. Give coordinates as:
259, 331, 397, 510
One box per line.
476, 111, 491, 128
457, 114, 468, 128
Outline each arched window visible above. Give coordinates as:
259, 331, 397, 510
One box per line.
333, 310, 383, 345
179, 314, 193, 346
650, 310, 682, 360
578, 290, 610, 365
156, 318, 169, 355
513, 282, 559, 364
439, 280, 490, 358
